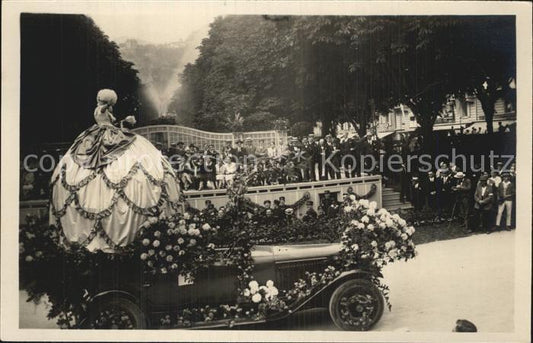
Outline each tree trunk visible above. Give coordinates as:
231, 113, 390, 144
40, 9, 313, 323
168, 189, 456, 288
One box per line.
320, 118, 334, 137
351, 117, 367, 138
481, 102, 495, 134
476, 82, 498, 135
420, 120, 434, 155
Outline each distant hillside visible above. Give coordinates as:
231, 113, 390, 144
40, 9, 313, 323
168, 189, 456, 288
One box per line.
118, 27, 208, 123
119, 39, 186, 95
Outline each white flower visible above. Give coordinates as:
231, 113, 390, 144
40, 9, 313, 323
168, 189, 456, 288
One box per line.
142, 238, 151, 246
178, 219, 186, 225
357, 223, 365, 230
248, 280, 259, 290
361, 215, 370, 223
166, 255, 174, 262
148, 217, 158, 224
392, 213, 400, 221
178, 226, 187, 235
161, 267, 168, 274
351, 244, 359, 251
183, 212, 191, 220
124, 115, 136, 125
25, 255, 34, 262
141, 220, 151, 229
401, 233, 408, 240
349, 194, 356, 201
148, 249, 155, 256
154, 231, 161, 238
152, 240, 160, 248
266, 280, 274, 288
350, 220, 359, 226
344, 206, 353, 213
168, 222, 176, 229
202, 223, 211, 231
251, 293, 262, 303
388, 248, 398, 258
367, 208, 376, 216
369, 201, 377, 209
268, 286, 278, 297
189, 239, 197, 246
165, 245, 172, 251
243, 289, 251, 297
188, 223, 196, 230
179, 250, 185, 256
359, 199, 369, 208
371, 240, 378, 248
159, 213, 166, 221
367, 224, 375, 231
385, 219, 394, 227
177, 238, 185, 245
187, 228, 196, 236
377, 208, 388, 215
379, 222, 386, 229
398, 219, 407, 227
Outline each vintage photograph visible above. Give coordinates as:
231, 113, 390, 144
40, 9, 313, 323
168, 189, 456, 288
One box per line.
2, 1, 531, 342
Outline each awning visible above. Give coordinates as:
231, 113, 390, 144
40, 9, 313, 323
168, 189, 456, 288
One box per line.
377, 131, 395, 139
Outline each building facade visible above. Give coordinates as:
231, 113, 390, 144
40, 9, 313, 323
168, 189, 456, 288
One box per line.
333, 95, 516, 138
375, 96, 516, 136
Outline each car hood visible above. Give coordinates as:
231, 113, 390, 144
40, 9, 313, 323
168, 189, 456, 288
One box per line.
252, 243, 342, 263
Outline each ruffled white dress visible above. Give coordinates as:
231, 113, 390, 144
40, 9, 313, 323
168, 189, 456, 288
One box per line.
49, 107, 181, 252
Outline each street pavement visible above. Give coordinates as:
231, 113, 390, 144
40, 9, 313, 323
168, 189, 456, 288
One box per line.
20, 230, 515, 332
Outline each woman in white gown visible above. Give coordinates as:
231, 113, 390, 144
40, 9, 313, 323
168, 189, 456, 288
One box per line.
49, 89, 181, 252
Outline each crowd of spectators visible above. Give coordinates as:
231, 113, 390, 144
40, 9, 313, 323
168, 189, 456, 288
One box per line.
162, 132, 381, 191
403, 159, 516, 233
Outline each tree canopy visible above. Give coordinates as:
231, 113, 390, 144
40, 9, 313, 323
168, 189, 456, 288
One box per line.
172, 15, 516, 141
20, 13, 143, 148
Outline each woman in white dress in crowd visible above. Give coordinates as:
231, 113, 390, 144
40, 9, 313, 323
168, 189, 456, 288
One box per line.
49, 89, 181, 252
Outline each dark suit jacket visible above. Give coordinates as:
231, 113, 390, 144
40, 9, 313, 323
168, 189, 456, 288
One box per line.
497, 181, 515, 202
474, 184, 494, 210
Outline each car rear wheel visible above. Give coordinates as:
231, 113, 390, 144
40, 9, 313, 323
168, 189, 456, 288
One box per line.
329, 279, 384, 331
82, 297, 147, 329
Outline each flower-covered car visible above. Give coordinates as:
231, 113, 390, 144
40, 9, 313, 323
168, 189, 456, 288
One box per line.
79, 242, 386, 330
20, 195, 416, 331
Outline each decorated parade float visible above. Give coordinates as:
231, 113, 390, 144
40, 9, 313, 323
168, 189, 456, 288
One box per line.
19, 90, 417, 330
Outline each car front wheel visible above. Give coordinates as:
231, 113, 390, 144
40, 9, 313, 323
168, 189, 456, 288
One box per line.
329, 278, 384, 331
81, 297, 147, 329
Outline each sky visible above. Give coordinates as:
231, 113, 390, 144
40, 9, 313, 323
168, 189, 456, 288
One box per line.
88, 6, 223, 44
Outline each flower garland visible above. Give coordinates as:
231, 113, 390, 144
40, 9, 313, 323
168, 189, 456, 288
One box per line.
349, 183, 377, 200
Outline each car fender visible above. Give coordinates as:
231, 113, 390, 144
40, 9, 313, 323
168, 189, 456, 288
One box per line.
88, 289, 140, 306
288, 269, 381, 313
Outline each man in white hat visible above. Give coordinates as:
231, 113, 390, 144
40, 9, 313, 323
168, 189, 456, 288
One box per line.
452, 171, 472, 230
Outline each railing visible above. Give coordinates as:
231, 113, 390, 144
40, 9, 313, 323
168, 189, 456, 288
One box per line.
132, 125, 288, 151
183, 175, 382, 213
19, 176, 383, 223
